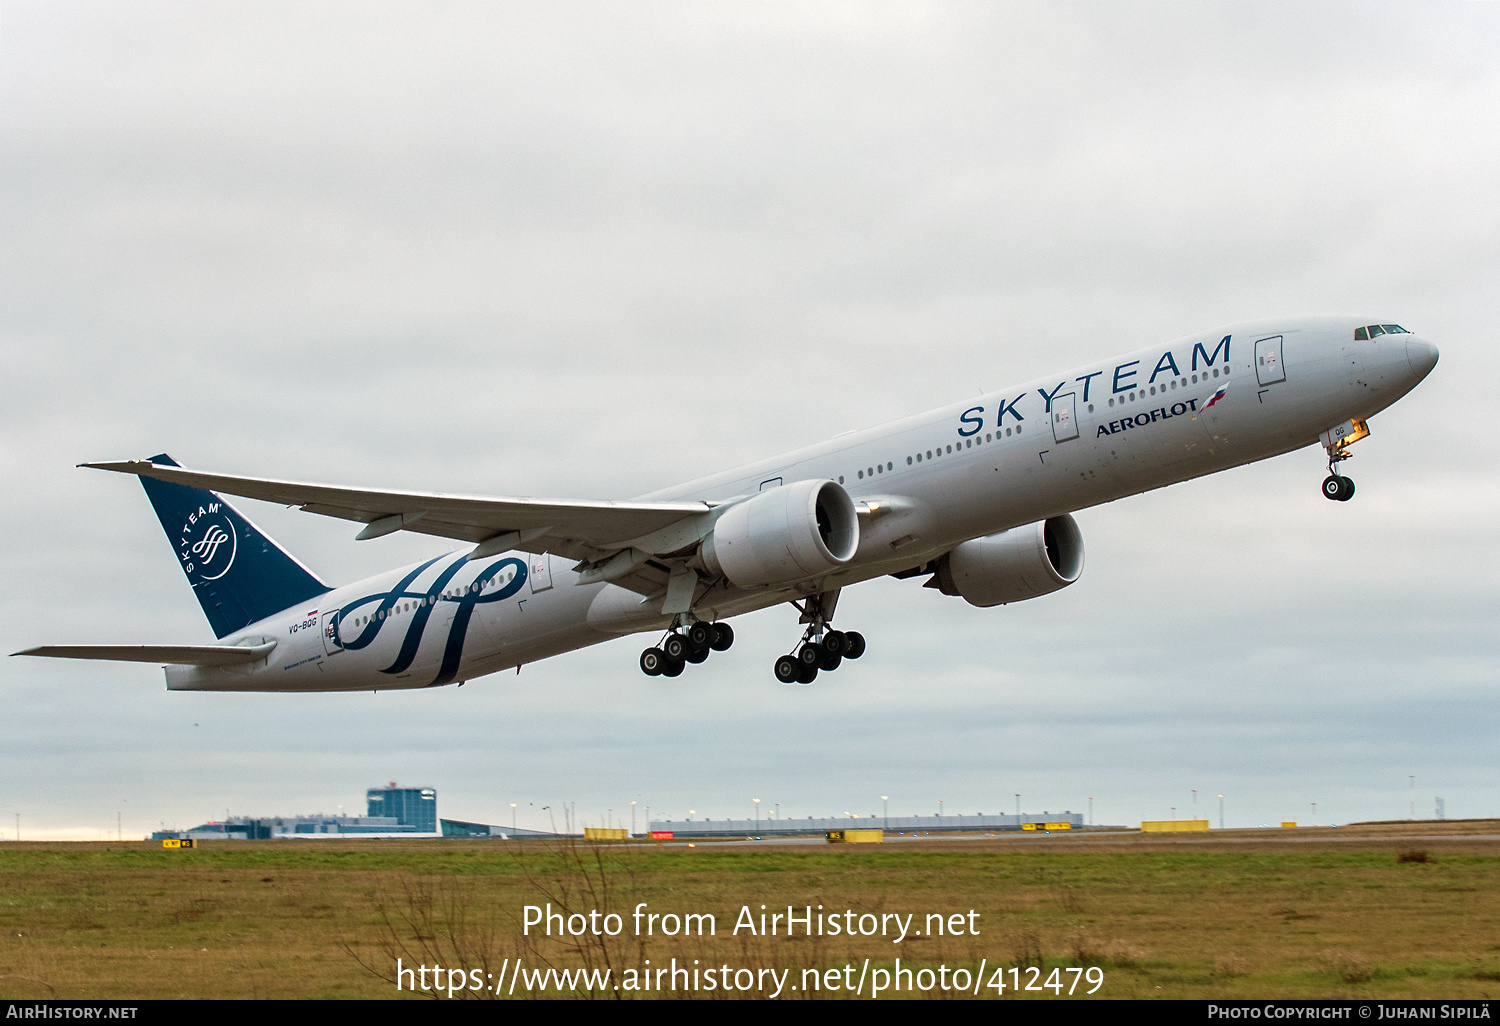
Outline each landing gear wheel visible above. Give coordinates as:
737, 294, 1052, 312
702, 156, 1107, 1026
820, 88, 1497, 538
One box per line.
640, 648, 666, 676
661, 657, 685, 678
1321, 475, 1356, 501
795, 662, 819, 685
710, 623, 735, 651
797, 643, 822, 668
843, 631, 866, 660
663, 634, 688, 661
685, 621, 714, 651
819, 650, 843, 672
774, 655, 800, 684
821, 630, 847, 657
685, 646, 709, 664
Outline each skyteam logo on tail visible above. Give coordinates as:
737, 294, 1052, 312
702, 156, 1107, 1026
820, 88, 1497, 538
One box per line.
178, 503, 238, 582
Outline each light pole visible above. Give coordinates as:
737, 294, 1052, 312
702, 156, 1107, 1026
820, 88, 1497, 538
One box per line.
1015, 794, 1020, 819
882, 796, 889, 830
774, 803, 779, 821
1218, 794, 1224, 830
753, 798, 761, 834
938, 799, 943, 820
630, 801, 637, 837
511, 803, 517, 834
1311, 802, 1316, 824
1410, 775, 1415, 819
689, 809, 695, 823
1192, 789, 1198, 819
1087, 797, 1093, 827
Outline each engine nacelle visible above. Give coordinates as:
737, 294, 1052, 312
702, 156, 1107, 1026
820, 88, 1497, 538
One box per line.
935, 514, 1084, 607
700, 479, 859, 590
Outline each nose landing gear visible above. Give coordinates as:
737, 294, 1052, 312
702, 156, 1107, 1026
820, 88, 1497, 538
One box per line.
1319, 418, 1369, 501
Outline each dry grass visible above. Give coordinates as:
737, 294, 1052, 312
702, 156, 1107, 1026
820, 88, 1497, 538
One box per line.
0, 827, 1497, 999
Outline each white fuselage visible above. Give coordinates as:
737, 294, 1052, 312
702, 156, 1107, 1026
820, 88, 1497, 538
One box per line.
168, 317, 1435, 692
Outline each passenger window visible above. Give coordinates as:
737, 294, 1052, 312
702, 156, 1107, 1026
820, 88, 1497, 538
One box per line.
907, 456, 913, 465
1108, 398, 1115, 407
1212, 368, 1219, 377
986, 433, 992, 442
876, 465, 882, 474
838, 476, 844, 484
857, 470, 864, 479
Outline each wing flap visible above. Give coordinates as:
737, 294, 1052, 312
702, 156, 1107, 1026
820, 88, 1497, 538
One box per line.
14, 642, 277, 666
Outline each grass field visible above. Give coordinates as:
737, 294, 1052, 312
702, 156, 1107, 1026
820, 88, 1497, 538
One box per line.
2, 821, 1497, 1000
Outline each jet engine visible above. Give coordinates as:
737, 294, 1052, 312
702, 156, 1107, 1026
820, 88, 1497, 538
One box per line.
934, 514, 1084, 607
699, 479, 859, 589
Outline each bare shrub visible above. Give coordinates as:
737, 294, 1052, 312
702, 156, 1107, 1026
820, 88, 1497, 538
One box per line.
1321, 948, 1373, 984
1070, 928, 1148, 969
1012, 930, 1044, 968
347, 874, 523, 1000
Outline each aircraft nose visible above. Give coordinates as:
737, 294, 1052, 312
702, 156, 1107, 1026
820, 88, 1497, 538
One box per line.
1406, 337, 1439, 379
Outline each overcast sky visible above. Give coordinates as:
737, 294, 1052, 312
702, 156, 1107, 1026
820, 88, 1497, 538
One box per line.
2, 2, 1496, 839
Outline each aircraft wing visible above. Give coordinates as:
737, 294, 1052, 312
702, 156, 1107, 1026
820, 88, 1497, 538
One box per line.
14, 643, 277, 666
82, 459, 717, 569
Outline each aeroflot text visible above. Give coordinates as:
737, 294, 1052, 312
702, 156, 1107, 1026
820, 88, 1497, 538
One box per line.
1096, 397, 1202, 438
521, 903, 979, 943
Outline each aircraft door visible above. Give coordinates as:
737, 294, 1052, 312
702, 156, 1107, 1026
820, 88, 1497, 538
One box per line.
1255, 336, 1286, 385
1051, 392, 1079, 442
529, 552, 553, 593
320, 610, 343, 655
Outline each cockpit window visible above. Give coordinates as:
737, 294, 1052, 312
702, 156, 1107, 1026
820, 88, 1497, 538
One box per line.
1355, 324, 1409, 340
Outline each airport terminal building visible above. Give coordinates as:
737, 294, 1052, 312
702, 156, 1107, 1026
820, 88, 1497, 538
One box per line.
153, 783, 440, 840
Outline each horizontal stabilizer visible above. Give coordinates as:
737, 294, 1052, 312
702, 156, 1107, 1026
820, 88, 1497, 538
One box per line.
14, 642, 276, 666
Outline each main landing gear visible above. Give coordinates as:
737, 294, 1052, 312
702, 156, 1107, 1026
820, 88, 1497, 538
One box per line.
773, 628, 865, 685
773, 590, 864, 685
639, 620, 734, 678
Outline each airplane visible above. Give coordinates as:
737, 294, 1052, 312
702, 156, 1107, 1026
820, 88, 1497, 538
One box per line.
16, 317, 1437, 692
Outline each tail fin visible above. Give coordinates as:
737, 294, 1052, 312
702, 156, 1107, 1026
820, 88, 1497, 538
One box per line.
138, 454, 330, 638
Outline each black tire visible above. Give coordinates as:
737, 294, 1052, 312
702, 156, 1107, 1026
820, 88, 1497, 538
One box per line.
819, 650, 843, 672
639, 648, 666, 676
686, 621, 714, 651
796, 662, 819, 684
685, 646, 709, 664
797, 643, 822, 668
663, 634, 688, 661
774, 655, 800, 684
711, 622, 735, 651
1322, 475, 1344, 501
844, 631, 866, 659
1337, 476, 1355, 501
821, 630, 847, 657
661, 657, 685, 678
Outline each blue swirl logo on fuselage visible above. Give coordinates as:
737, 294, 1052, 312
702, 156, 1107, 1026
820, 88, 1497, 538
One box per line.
334, 553, 528, 687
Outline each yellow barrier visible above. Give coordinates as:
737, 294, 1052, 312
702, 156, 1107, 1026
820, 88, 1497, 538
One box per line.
1140, 820, 1210, 833
1281, 822, 1297, 828
161, 838, 197, 849
1022, 822, 1074, 832
826, 829, 884, 844
584, 827, 628, 841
